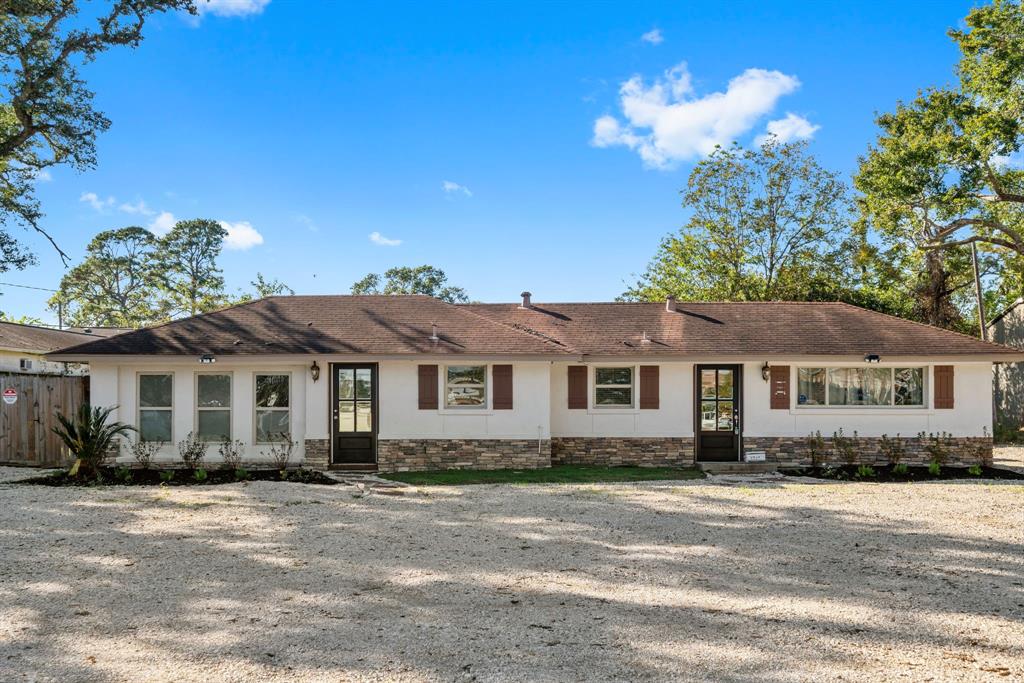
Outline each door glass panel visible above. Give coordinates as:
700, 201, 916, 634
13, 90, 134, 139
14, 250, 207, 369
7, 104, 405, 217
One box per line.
356, 368, 372, 399
717, 401, 734, 431
701, 370, 717, 399
717, 370, 733, 399
701, 401, 717, 430
338, 402, 355, 432
337, 369, 354, 400
356, 401, 372, 432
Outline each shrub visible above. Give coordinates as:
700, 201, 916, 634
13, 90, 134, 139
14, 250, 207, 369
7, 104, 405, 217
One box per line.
833, 428, 858, 466
856, 464, 876, 478
159, 470, 175, 484
974, 426, 991, 467
218, 439, 245, 471
263, 435, 295, 471
125, 437, 160, 470
53, 404, 135, 478
968, 464, 983, 476
193, 468, 208, 483
879, 433, 905, 466
114, 466, 133, 483
928, 460, 942, 476
177, 431, 206, 470
921, 431, 952, 465
234, 467, 250, 481
806, 431, 826, 467
893, 463, 909, 475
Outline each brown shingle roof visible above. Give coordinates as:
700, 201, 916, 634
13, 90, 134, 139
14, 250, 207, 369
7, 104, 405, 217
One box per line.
49, 296, 1023, 359
0, 321, 98, 354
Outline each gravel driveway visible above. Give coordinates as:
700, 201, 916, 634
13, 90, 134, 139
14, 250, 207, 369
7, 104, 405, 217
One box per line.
0, 476, 1021, 682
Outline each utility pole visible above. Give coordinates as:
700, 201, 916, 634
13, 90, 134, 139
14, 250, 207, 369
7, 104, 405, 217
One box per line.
971, 241, 988, 340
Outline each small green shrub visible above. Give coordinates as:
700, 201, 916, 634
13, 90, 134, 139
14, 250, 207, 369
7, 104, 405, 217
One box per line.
124, 438, 160, 470
806, 430, 826, 467
920, 431, 952, 465
968, 464, 983, 476
928, 460, 942, 476
234, 467, 250, 481
856, 464, 876, 478
177, 431, 206, 470
114, 466, 133, 483
892, 463, 909, 475
879, 433, 905, 466
218, 439, 245, 471
262, 435, 295, 472
833, 428, 858, 466
193, 468, 208, 483
159, 470, 175, 484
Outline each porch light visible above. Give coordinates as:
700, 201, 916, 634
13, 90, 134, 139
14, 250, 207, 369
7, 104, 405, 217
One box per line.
310, 360, 320, 382
199, 354, 216, 364
761, 362, 770, 382
864, 354, 881, 363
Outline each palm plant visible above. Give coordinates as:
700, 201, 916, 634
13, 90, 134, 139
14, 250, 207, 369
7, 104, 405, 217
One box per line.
53, 404, 135, 477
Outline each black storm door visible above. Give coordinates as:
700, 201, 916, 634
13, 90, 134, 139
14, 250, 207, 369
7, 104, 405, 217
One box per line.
695, 365, 742, 462
331, 364, 377, 464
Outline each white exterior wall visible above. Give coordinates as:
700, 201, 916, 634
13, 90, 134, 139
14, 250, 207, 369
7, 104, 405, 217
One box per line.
0, 350, 86, 375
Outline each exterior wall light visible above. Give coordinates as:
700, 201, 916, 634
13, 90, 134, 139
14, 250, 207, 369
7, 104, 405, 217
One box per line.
310, 360, 320, 382
199, 354, 216, 364
761, 362, 770, 382
864, 354, 881, 363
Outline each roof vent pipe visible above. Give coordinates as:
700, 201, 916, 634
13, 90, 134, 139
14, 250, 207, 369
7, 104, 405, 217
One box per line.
430, 323, 439, 342
520, 291, 533, 309
666, 295, 677, 312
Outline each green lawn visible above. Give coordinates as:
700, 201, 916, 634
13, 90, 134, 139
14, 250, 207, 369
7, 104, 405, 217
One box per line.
380, 465, 705, 486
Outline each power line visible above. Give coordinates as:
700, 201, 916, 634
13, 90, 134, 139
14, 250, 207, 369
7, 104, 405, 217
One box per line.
0, 281, 58, 293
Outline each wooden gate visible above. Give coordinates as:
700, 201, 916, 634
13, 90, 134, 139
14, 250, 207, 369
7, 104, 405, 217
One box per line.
0, 373, 88, 467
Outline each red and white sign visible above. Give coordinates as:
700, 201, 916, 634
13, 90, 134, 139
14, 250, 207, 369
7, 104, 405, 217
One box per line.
2, 388, 16, 405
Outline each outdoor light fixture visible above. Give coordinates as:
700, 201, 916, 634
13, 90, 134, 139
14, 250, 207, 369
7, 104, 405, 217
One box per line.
199, 354, 216, 364
761, 361, 771, 382
864, 354, 881, 363
310, 360, 320, 382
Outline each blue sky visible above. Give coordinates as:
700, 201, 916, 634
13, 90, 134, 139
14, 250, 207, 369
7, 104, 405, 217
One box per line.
4, 0, 975, 323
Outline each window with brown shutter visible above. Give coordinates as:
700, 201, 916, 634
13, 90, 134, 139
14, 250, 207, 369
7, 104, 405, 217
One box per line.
934, 365, 954, 409
417, 364, 438, 410
770, 365, 790, 410
639, 365, 659, 409
567, 365, 587, 409
492, 365, 513, 409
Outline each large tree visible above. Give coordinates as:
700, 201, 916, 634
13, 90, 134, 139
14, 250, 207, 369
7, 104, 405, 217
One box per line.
157, 218, 227, 316
624, 139, 858, 302
49, 226, 164, 327
0, 0, 195, 269
352, 265, 469, 303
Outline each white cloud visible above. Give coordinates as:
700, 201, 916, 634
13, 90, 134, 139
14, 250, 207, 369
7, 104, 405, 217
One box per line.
755, 112, 820, 146
148, 211, 177, 236
640, 28, 663, 45
591, 62, 802, 168
220, 220, 264, 250
195, 0, 270, 16
118, 199, 156, 216
442, 180, 472, 197
80, 192, 114, 212
369, 231, 402, 247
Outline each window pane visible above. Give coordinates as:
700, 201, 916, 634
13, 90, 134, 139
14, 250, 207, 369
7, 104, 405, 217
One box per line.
337, 369, 354, 400
894, 368, 924, 406
863, 368, 892, 406
197, 374, 231, 408
595, 367, 631, 386
447, 385, 485, 406
338, 403, 354, 432
717, 370, 733, 399
256, 375, 289, 408
718, 401, 734, 431
596, 387, 631, 406
356, 368, 372, 399
356, 401, 372, 432
140, 409, 171, 442
701, 401, 716, 430
701, 370, 717, 399
447, 365, 485, 385
828, 368, 864, 406
139, 374, 172, 408
197, 409, 230, 441
797, 368, 826, 405
256, 409, 290, 442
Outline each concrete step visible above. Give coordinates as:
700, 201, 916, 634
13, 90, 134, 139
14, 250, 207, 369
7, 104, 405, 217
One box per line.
699, 461, 778, 475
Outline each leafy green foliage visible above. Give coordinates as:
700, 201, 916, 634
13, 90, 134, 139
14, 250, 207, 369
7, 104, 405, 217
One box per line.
193, 468, 208, 483
806, 430, 826, 467
879, 433, 906, 465
52, 404, 135, 477
856, 464, 876, 478
177, 431, 206, 470
893, 463, 909, 475
968, 464, 984, 476
352, 265, 469, 303
232, 273, 295, 303
218, 439, 245, 471
157, 219, 228, 317
928, 460, 942, 476
832, 428, 859, 466
159, 470, 175, 484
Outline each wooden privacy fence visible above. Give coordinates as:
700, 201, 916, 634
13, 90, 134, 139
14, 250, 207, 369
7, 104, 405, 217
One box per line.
0, 372, 87, 467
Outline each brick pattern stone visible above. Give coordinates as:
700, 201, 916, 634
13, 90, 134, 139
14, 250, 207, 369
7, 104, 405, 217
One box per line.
303, 439, 330, 470
377, 439, 551, 473
743, 436, 993, 468
551, 437, 695, 467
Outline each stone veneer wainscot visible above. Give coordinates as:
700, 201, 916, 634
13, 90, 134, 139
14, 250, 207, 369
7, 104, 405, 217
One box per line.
551, 437, 695, 467
743, 436, 993, 468
377, 438, 551, 473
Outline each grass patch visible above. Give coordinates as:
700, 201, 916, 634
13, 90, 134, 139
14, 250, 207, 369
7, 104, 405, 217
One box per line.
381, 465, 705, 486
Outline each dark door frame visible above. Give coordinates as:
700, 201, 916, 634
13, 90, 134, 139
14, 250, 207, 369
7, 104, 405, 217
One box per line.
329, 362, 379, 465
693, 364, 743, 462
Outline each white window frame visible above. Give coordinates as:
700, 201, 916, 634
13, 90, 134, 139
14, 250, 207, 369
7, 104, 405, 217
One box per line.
795, 366, 927, 408
253, 372, 292, 444
593, 365, 635, 409
137, 372, 174, 443
195, 372, 232, 442
443, 364, 488, 410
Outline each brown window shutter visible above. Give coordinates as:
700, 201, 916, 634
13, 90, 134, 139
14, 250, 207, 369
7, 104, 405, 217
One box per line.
770, 365, 790, 410
567, 365, 587, 409
492, 364, 513, 409
934, 365, 954, 409
639, 365, 659, 409
418, 364, 438, 410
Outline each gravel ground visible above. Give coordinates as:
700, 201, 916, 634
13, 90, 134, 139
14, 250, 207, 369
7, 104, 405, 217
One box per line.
994, 445, 1024, 472
0, 476, 1021, 682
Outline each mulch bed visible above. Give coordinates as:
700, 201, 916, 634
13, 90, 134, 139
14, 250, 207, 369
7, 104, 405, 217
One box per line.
19, 467, 339, 487
780, 464, 1024, 482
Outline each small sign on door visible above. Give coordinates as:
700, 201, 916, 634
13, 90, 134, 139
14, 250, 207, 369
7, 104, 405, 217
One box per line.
2, 388, 17, 405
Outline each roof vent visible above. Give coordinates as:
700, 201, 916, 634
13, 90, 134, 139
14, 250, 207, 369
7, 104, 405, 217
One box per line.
520, 291, 533, 309
665, 295, 677, 312
430, 322, 439, 342
641, 331, 651, 345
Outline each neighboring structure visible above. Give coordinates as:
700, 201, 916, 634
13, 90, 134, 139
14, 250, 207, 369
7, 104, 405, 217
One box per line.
0, 321, 114, 375
49, 294, 1024, 472
989, 298, 1024, 434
